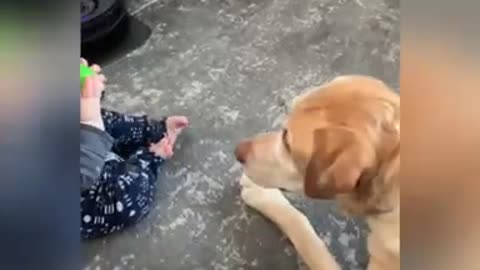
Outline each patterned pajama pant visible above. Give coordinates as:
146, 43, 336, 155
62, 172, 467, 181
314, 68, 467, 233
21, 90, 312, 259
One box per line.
81, 109, 166, 239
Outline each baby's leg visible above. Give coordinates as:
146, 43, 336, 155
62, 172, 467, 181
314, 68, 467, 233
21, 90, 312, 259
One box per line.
101, 109, 163, 157
80, 148, 164, 239
101, 109, 188, 158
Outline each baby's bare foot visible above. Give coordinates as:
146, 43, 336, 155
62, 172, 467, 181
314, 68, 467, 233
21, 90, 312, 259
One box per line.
149, 116, 188, 159
149, 137, 174, 159
165, 116, 189, 146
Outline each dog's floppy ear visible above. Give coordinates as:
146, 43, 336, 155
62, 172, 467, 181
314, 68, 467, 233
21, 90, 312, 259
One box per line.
304, 127, 376, 199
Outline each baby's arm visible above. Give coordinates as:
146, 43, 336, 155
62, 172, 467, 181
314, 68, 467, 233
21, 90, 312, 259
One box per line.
80, 59, 106, 130
80, 124, 114, 191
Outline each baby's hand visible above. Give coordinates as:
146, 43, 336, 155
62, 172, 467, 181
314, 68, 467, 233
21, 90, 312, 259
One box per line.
81, 74, 105, 98
81, 58, 103, 76
80, 58, 106, 97
80, 59, 106, 130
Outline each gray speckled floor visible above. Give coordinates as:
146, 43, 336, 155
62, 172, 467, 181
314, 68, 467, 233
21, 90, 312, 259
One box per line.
83, 0, 399, 269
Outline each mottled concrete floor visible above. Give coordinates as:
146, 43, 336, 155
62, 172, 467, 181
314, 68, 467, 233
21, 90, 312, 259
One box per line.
83, 0, 399, 269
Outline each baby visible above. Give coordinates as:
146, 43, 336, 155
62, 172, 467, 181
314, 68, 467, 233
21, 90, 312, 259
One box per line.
80, 58, 188, 239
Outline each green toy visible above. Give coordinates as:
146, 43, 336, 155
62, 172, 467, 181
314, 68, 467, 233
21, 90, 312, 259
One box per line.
80, 63, 95, 89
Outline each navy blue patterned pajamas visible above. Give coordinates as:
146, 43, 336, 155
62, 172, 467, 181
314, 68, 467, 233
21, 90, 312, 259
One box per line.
81, 109, 166, 239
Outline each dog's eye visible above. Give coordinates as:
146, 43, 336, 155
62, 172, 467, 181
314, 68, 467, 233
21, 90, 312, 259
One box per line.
282, 129, 291, 153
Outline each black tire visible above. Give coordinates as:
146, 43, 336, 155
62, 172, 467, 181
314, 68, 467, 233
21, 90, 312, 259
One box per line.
81, 0, 127, 45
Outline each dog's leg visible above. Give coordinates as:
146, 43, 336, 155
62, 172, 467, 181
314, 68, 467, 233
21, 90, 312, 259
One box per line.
240, 175, 341, 270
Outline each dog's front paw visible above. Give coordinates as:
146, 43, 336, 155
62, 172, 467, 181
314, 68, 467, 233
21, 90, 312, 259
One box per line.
241, 185, 291, 212
239, 173, 257, 188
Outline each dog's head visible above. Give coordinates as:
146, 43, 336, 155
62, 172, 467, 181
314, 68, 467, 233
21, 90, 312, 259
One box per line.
235, 75, 400, 216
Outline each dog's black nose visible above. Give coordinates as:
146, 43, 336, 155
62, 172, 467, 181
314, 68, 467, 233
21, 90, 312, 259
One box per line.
235, 141, 252, 164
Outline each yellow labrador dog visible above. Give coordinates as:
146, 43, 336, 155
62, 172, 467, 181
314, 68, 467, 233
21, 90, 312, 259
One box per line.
235, 75, 399, 270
